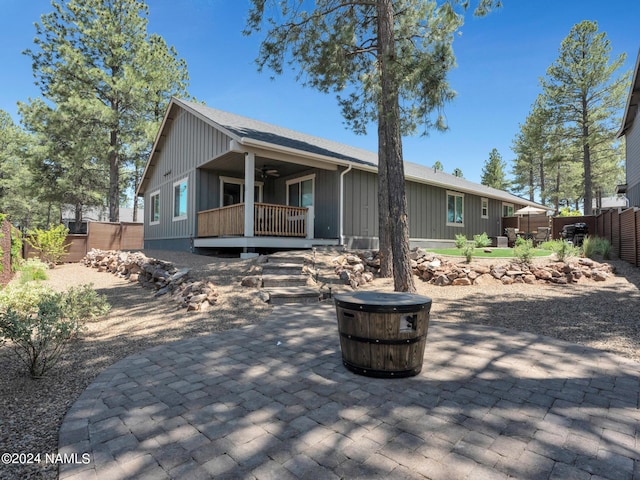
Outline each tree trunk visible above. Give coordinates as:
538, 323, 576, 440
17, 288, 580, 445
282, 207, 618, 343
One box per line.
582, 97, 593, 215
108, 128, 120, 223
377, 113, 392, 277
377, 0, 416, 293
74, 203, 82, 234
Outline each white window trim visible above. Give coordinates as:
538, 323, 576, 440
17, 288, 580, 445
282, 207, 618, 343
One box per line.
219, 176, 264, 206
286, 174, 316, 207
446, 190, 464, 227
173, 177, 188, 221
502, 202, 514, 217
481, 197, 489, 219
149, 189, 160, 225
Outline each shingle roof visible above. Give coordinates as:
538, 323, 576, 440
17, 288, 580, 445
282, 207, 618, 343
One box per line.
176, 98, 547, 208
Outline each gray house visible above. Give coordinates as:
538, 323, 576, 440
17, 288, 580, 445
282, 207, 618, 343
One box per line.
617, 49, 640, 207
136, 98, 543, 253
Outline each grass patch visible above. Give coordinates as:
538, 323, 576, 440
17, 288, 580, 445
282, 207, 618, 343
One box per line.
426, 248, 552, 258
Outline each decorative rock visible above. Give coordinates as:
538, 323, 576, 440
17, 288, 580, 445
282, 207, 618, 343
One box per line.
82, 249, 218, 311
241, 275, 263, 287
452, 277, 471, 286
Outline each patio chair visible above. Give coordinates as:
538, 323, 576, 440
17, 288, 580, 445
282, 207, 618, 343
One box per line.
533, 227, 550, 246
504, 227, 517, 247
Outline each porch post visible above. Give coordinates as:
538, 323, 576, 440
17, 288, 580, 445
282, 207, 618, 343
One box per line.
244, 152, 255, 237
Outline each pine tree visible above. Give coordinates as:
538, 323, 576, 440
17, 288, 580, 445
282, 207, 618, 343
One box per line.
245, 0, 500, 291
541, 20, 629, 215
481, 148, 509, 190
23, 0, 190, 222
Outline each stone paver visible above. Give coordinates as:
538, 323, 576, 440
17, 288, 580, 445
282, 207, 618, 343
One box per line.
59, 304, 640, 479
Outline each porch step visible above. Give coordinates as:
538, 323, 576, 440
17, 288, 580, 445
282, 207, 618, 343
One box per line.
262, 274, 309, 288
266, 255, 308, 265
262, 263, 305, 275
265, 287, 321, 305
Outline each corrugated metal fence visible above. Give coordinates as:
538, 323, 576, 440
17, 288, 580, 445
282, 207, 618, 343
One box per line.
25, 222, 143, 263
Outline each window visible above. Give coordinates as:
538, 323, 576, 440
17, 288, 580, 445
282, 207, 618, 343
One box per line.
502, 203, 514, 217
286, 175, 315, 208
219, 177, 263, 206
447, 191, 464, 226
481, 198, 489, 219
150, 190, 160, 225
173, 178, 188, 220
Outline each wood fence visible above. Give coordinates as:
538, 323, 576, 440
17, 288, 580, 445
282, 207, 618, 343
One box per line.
24, 221, 143, 263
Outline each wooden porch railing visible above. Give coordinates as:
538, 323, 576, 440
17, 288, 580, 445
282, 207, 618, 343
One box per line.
197, 203, 307, 238
197, 203, 245, 237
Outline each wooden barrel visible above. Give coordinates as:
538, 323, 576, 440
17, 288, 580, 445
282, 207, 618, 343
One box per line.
334, 292, 432, 378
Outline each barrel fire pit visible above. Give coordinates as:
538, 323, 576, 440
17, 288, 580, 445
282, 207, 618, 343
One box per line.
334, 291, 432, 378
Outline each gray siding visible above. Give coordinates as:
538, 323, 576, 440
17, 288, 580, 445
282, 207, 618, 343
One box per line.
144, 107, 232, 244
626, 115, 640, 207
344, 169, 508, 241
272, 168, 340, 238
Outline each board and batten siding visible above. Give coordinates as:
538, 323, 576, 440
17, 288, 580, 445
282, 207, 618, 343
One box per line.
271, 167, 340, 238
343, 169, 505, 243
144, 106, 232, 248
625, 112, 640, 207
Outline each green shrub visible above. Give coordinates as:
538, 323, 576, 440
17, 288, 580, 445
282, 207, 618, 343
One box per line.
582, 236, 611, 260
0, 283, 110, 377
514, 238, 535, 264
545, 239, 580, 262
463, 245, 475, 263
454, 234, 468, 249
473, 232, 491, 248
25, 224, 71, 266
18, 258, 49, 284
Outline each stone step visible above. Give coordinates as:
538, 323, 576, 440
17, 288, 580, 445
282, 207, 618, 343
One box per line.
267, 255, 307, 265
262, 274, 309, 288
264, 287, 320, 305
262, 263, 304, 275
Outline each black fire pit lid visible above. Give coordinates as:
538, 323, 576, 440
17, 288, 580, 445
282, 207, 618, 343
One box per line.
334, 291, 432, 313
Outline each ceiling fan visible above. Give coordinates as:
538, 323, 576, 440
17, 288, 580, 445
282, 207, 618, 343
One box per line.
256, 166, 280, 179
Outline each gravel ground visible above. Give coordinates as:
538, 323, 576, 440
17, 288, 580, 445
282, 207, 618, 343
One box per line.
1, 249, 639, 479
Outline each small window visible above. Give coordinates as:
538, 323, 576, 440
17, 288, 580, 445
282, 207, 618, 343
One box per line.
502, 203, 514, 217
173, 178, 188, 220
447, 191, 464, 226
150, 190, 160, 225
481, 198, 489, 219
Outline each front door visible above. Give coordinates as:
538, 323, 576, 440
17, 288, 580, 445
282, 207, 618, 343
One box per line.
287, 175, 315, 239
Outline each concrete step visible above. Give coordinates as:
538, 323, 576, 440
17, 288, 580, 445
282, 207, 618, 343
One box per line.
264, 287, 320, 305
262, 274, 309, 288
262, 263, 303, 275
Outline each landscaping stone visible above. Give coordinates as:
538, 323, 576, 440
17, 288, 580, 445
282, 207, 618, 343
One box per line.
332, 247, 616, 289
82, 249, 218, 311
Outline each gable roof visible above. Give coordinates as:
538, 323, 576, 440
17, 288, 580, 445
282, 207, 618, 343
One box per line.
140, 97, 547, 209
618, 49, 640, 138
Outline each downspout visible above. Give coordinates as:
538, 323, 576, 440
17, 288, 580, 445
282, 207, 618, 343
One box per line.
339, 163, 353, 246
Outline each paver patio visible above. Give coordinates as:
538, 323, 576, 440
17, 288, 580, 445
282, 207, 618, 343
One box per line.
59, 304, 639, 479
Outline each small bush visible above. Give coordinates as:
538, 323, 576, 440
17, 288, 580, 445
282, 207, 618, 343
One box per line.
0, 283, 110, 377
545, 239, 580, 262
18, 258, 49, 284
463, 245, 475, 263
25, 224, 71, 266
514, 238, 535, 264
582, 236, 611, 260
473, 232, 491, 248
454, 234, 468, 249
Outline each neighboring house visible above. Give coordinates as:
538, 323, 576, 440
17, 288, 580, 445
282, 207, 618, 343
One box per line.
136, 98, 546, 253
617, 49, 640, 207
592, 195, 629, 215
61, 205, 144, 233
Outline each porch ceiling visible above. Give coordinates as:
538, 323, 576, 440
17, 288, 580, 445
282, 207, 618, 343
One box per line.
199, 152, 320, 179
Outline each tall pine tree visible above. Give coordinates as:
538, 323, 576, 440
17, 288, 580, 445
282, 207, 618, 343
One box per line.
23, 0, 190, 222
481, 148, 509, 190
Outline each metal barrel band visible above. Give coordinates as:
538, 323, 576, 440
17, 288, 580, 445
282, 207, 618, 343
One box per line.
340, 332, 425, 345
342, 360, 422, 378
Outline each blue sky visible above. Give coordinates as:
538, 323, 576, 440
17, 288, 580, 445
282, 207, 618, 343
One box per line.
1, 0, 638, 184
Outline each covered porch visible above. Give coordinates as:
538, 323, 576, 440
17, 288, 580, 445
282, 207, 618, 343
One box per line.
193, 141, 342, 250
